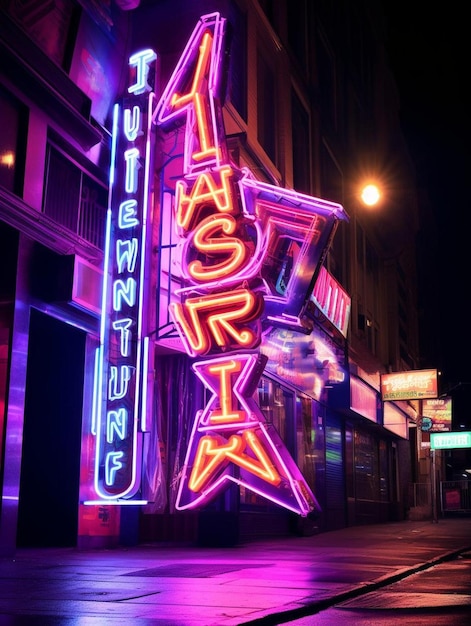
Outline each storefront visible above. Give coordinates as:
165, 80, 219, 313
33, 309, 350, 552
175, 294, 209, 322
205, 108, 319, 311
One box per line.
0, 226, 103, 553
0, 5, 417, 555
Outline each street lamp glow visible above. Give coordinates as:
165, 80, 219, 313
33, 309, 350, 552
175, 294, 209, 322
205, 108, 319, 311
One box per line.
361, 184, 381, 206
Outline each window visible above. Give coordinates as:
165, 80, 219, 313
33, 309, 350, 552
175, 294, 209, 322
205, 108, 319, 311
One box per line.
316, 36, 337, 130
291, 89, 310, 193
257, 49, 277, 164
379, 440, 389, 501
258, 0, 276, 27
296, 394, 324, 496
240, 377, 294, 510
0, 87, 27, 195
320, 142, 343, 205
7, 0, 80, 71
255, 377, 291, 443
43, 144, 107, 249
327, 219, 347, 286
356, 221, 364, 267
354, 430, 379, 501
365, 238, 379, 279
227, 2, 247, 122
287, 0, 308, 69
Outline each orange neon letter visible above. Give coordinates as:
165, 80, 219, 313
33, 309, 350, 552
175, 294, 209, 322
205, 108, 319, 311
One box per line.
169, 289, 262, 355
187, 215, 249, 282
170, 31, 217, 162
188, 430, 281, 492
175, 166, 235, 232
206, 359, 246, 424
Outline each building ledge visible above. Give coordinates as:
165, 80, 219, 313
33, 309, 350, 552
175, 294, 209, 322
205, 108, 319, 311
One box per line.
0, 187, 103, 264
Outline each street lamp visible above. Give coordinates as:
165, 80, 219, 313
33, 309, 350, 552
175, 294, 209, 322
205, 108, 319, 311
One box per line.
360, 183, 381, 207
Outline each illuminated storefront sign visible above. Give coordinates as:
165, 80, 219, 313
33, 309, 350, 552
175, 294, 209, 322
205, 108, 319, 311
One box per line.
153, 13, 347, 516
421, 397, 452, 432
431, 431, 471, 449
309, 265, 351, 337
90, 49, 157, 502
350, 376, 378, 423
381, 369, 438, 401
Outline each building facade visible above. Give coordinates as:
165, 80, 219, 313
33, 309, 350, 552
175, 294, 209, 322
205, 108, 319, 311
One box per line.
1, 0, 430, 555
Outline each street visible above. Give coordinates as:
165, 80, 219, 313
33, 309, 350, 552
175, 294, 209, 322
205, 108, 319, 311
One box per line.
1, 519, 470, 625
283, 549, 471, 625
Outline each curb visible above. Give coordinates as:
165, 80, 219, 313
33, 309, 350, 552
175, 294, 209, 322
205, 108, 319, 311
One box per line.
239, 545, 471, 625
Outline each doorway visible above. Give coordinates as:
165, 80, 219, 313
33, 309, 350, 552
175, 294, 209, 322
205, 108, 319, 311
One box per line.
17, 309, 85, 547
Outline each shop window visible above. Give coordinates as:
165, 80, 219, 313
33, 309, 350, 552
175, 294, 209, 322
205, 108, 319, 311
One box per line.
43, 144, 107, 249
345, 424, 354, 498
257, 49, 277, 165
379, 440, 389, 501
354, 430, 379, 501
296, 395, 323, 495
325, 418, 345, 518
255, 376, 290, 442
0, 87, 27, 196
291, 88, 310, 193
164, 355, 205, 512
240, 377, 294, 510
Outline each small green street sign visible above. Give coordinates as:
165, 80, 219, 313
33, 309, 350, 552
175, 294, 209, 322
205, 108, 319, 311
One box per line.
430, 431, 471, 450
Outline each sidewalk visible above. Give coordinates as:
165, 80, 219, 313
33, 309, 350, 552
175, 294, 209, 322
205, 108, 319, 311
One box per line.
0, 517, 470, 625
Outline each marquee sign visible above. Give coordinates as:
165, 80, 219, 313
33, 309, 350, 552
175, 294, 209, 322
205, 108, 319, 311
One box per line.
90, 49, 157, 502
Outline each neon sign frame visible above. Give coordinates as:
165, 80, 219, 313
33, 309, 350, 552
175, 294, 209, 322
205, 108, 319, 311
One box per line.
153, 13, 348, 516
89, 49, 157, 503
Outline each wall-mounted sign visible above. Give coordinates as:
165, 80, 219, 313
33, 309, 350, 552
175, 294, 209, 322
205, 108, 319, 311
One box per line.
381, 369, 438, 401
308, 265, 351, 337
351, 376, 378, 423
421, 397, 452, 432
90, 49, 157, 503
430, 431, 471, 449
153, 13, 348, 516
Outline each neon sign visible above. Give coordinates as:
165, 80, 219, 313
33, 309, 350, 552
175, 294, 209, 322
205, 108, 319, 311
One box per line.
90, 49, 157, 502
421, 397, 452, 432
154, 13, 348, 515
309, 265, 351, 337
89, 12, 348, 513
381, 369, 438, 401
430, 431, 471, 450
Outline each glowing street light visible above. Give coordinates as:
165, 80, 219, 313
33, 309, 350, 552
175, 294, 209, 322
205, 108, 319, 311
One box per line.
360, 183, 381, 206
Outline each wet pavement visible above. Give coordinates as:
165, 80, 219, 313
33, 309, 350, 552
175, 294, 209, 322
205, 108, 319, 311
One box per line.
0, 517, 470, 625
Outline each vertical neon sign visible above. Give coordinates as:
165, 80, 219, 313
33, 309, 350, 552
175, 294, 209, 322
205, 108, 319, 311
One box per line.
91, 49, 157, 501
154, 13, 348, 515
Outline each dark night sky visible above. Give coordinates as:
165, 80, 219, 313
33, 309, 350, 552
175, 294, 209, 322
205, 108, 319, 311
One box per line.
380, 3, 470, 391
